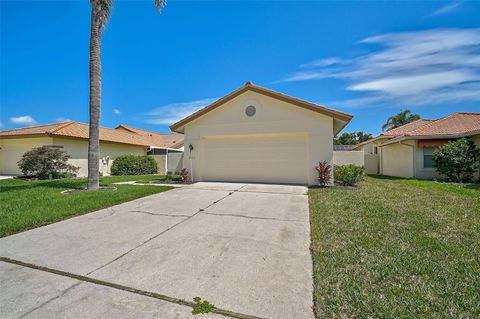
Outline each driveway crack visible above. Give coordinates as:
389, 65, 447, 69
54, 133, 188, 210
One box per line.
203, 212, 307, 223
127, 210, 190, 218
18, 281, 82, 318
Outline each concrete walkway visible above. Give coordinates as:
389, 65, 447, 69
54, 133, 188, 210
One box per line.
0, 182, 314, 319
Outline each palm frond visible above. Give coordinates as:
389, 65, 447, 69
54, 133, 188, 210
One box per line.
98, 0, 113, 28
154, 0, 166, 12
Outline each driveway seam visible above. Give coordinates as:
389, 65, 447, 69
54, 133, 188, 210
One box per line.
0, 258, 263, 319
182, 187, 306, 196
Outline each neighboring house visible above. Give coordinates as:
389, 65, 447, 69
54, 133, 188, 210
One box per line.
353, 112, 480, 179
0, 121, 184, 176
170, 81, 353, 185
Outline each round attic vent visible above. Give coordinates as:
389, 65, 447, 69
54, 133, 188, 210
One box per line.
245, 105, 256, 117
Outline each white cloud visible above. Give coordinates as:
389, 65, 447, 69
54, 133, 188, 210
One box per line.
10, 115, 37, 126
347, 70, 476, 95
0, 121, 3, 128
113, 108, 122, 115
55, 117, 72, 122
430, 1, 462, 16
280, 28, 480, 108
300, 57, 344, 68
143, 97, 218, 125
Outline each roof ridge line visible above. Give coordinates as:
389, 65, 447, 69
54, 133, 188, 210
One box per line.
47, 121, 76, 133
0, 121, 70, 133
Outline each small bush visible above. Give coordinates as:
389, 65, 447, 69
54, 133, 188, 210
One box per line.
432, 138, 480, 183
315, 161, 332, 187
191, 297, 215, 315
18, 146, 79, 179
110, 155, 158, 176
334, 165, 365, 186
179, 168, 189, 183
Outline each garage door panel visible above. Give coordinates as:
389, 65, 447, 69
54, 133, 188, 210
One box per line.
201, 135, 308, 184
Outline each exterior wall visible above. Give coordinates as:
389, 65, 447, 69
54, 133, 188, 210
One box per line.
381, 141, 414, 178
182, 90, 334, 185
364, 154, 379, 174
167, 151, 183, 173
0, 137, 54, 175
333, 151, 364, 166
53, 137, 147, 177
151, 154, 166, 174
0, 136, 147, 176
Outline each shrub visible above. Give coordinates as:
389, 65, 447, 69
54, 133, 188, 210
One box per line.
110, 155, 158, 176
432, 138, 480, 183
334, 165, 365, 186
315, 161, 332, 187
17, 146, 79, 179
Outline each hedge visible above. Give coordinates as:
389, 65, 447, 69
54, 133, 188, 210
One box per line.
110, 155, 158, 176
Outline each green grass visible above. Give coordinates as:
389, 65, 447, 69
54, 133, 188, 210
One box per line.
309, 176, 480, 319
0, 175, 172, 237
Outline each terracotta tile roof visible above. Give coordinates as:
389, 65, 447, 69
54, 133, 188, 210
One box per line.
115, 125, 183, 148
0, 122, 71, 137
381, 119, 433, 136
404, 112, 480, 136
0, 121, 184, 148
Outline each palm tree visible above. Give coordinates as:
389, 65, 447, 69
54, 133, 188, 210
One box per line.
382, 110, 420, 132
87, 0, 165, 190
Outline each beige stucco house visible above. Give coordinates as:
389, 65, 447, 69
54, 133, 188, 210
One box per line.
353, 112, 480, 179
0, 121, 183, 176
170, 82, 353, 185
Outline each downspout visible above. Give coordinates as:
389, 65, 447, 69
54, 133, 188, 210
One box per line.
399, 141, 415, 178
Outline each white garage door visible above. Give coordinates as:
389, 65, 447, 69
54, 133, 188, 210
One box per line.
201, 134, 308, 185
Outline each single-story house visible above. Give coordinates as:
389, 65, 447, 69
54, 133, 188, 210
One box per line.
352, 112, 480, 179
170, 81, 353, 185
0, 121, 184, 176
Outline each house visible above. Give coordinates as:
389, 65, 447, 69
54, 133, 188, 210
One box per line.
0, 121, 184, 176
170, 81, 353, 185
352, 112, 480, 179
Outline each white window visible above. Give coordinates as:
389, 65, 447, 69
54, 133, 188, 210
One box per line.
423, 147, 435, 168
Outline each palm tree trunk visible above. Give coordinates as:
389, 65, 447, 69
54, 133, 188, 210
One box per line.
87, 0, 102, 190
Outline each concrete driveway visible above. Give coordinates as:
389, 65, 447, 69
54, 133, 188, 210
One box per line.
0, 182, 313, 319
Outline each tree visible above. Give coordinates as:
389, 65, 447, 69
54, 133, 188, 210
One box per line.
382, 110, 420, 132
87, 0, 166, 190
334, 131, 373, 145
432, 138, 480, 183
18, 146, 79, 179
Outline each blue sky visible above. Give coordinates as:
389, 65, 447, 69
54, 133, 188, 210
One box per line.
1, 1, 479, 135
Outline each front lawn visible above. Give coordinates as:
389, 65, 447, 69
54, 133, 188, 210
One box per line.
0, 175, 172, 237
309, 176, 479, 319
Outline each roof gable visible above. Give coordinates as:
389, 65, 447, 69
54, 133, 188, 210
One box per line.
170, 82, 353, 133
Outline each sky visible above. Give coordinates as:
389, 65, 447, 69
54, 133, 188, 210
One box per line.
1, 0, 479, 135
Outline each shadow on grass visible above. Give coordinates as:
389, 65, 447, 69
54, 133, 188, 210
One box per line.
0, 179, 88, 193
367, 174, 408, 181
